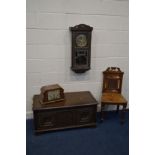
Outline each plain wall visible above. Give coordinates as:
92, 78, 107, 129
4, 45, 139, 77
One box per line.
26, 0, 129, 118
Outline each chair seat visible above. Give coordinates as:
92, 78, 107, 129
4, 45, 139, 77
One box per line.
101, 93, 127, 105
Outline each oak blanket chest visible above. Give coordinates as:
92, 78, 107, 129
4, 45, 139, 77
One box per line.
33, 91, 98, 133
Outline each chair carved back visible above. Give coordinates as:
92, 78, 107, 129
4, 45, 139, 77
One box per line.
102, 67, 124, 93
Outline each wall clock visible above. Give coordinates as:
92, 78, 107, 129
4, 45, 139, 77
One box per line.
70, 24, 93, 73
40, 84, 65, 104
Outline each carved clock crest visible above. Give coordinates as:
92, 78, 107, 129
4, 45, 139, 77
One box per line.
70, 24, 93, 73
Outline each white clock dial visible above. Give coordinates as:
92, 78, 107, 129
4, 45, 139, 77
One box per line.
48, 90, 60, 101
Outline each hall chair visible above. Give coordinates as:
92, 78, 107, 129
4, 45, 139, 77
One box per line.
101, 67, 127, 123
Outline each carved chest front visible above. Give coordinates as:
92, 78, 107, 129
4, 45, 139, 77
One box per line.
33, 91, 98, 134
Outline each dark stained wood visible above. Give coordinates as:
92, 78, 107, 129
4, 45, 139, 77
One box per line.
70, 24, 93, 31
34, 91, 97, 110
70, 24, 93, 73
117, 105, 119, 113
33, 91, 98, 134
121, 104, 127, 124
101, 67, 127, 123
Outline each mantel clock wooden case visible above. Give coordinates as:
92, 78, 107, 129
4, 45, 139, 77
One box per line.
70, 24, 93, 73
40, 84, 64, 104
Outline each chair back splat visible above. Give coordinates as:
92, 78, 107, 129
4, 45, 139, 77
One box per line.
102, 67, 124, 94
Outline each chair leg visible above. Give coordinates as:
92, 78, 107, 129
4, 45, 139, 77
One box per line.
101, 104, 105, 121
120, 104, 127, 124
116, 105, 119, 113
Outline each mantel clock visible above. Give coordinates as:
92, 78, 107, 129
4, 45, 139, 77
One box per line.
70, 24, 93, 73
40, 84, 64, 104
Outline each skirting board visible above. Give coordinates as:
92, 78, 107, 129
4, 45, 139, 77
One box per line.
26, 111, 33, 119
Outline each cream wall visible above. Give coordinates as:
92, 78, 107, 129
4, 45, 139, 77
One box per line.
26, 0, 129, 118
